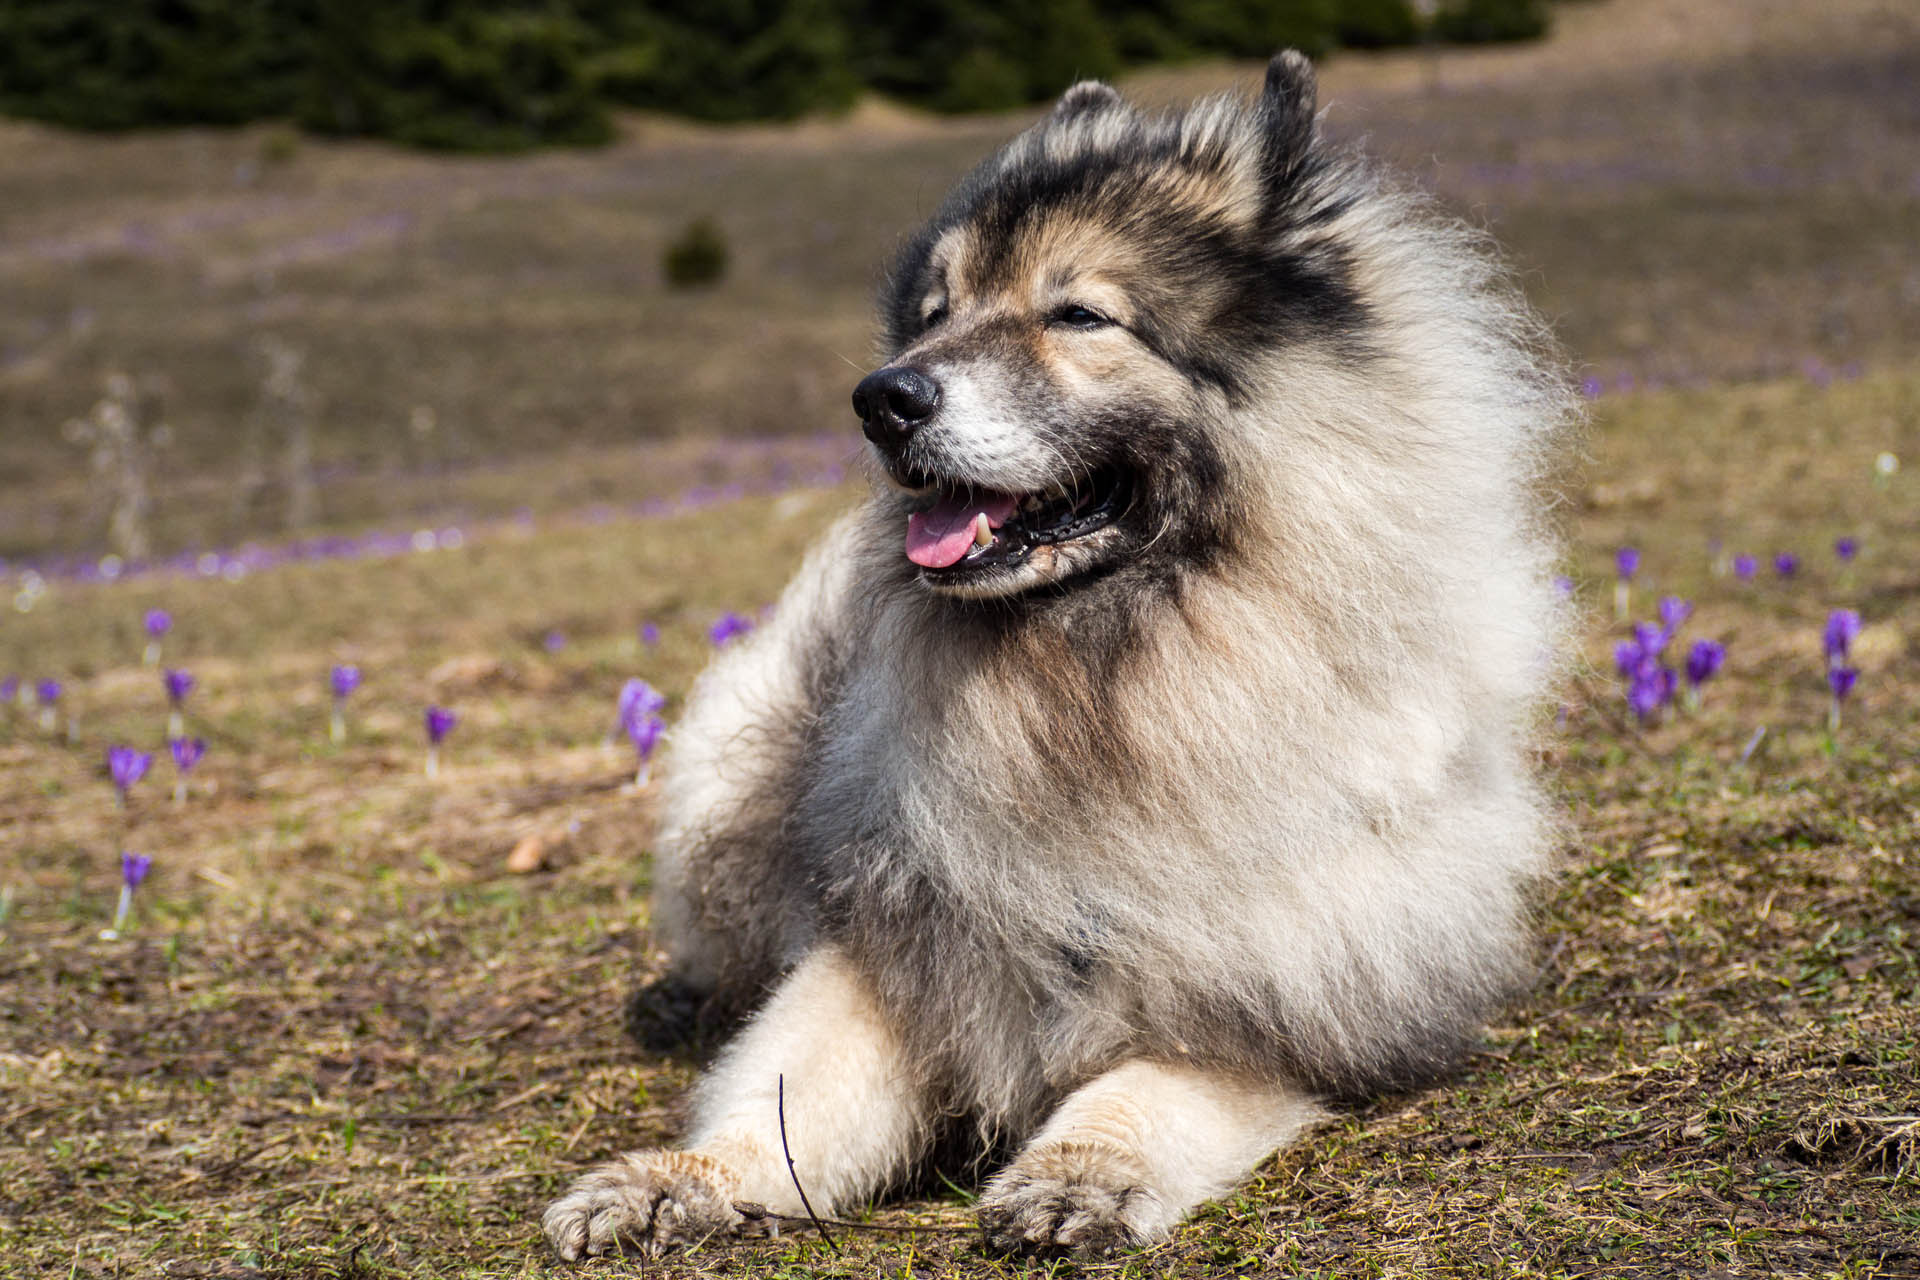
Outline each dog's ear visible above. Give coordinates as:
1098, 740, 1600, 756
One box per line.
1053, 80, 1123, 121
1261, 49, 1319, 163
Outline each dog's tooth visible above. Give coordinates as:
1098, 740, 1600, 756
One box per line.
973, 513, 993, 547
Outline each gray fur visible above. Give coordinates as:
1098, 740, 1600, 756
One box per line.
650, 59, 1576, 1152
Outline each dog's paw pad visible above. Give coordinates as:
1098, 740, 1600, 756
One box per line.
542, 1150, 744, 1260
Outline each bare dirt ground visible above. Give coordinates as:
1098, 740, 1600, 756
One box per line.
1, 1, 1916, 1277
0, 0, 1914, 559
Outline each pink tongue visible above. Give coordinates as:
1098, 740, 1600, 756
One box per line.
905, 490, 1020, 568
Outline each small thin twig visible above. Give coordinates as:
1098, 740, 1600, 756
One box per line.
777, 1074, 840, 1255
733, 1203, 976, 1236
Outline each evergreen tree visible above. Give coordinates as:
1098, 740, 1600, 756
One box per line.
0, 0, 303, 129
0, 0, 1555, 149
1432, 0, 1549, 43
298, 0, 612, 150
593, 0, 858, 121
1333, 0, 1420, 48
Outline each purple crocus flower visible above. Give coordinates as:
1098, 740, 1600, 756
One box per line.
423, 705, 456, 777
1611, 548, 1641, 621
0, 675, 17, 704
1657, 596, 1692, 638
1773, 552, 1799, 578
709, 612, 754, 647
33, 678, 62, 732
162, 668, 195, 737
640, 622, 661, 649
626, 713, 665, 756
170, 736, 206, 803
543, 629, 567, 653
1615, 620, 1670, 680
1681, 638, 1725, 710
105, 850, 153, 938
1823, 609, 1860, 665
141, 609, 171, 665
170, 736, 205, 772
617, 679, 669, 780
1618, 617, 1677, 724
1684, 639, 1725, 688
1552, 575, 1574, 599
107, 745, 152, 804
328, 664, 361, 745
1834, 536, 1858, 562
617, 678, 667, 726
1627, 668, 1673, 723
1827, 665, 1859, 732
330, 664, 362, 701
625, 712, 666, 786
1732, 554, 1758, 582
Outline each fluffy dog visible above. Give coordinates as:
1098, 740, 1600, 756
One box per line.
544, 50, 1574, 1260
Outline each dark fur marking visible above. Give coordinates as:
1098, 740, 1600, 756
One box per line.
623, 974, 756, 1056
883, 133, 1369, 389
1259, 50, 1319, 183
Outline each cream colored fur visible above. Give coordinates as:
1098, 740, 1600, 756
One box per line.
545, 943, 1324, 1258
543, 947, 925, 1259
545, 53, 1574, 1261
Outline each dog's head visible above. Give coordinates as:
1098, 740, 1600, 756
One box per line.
856, 52, 1366, 600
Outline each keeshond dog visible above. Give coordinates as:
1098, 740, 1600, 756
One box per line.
544, 51, 1574, 1260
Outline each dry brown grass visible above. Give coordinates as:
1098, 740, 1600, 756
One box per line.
2, 1, 1918, 1276
1, 366, 1915, 1278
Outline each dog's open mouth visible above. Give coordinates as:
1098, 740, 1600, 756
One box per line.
899, 467, 1129, 579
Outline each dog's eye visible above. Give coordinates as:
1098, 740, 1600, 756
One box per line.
922, 304, 948, 332
1051, 304, 1111, 330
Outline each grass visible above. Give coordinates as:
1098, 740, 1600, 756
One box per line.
2, 0, 1919, 1275
2, 366, 1915, 1278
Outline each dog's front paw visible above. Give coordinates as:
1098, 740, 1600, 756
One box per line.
542, 1149, 757, 1260
977, 1141, 1164, 1257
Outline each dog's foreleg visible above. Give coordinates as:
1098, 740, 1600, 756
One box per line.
543, 945, 927, 1259
686, 945, 928, 1214
977, 1060, 1324, 1257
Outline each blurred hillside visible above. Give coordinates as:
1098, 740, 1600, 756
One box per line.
0, 0, 1915, 562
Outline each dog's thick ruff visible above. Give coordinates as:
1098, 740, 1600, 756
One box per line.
548, 48, 1574, 1259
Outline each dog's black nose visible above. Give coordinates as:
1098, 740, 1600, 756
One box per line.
852, 367, 940, 453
